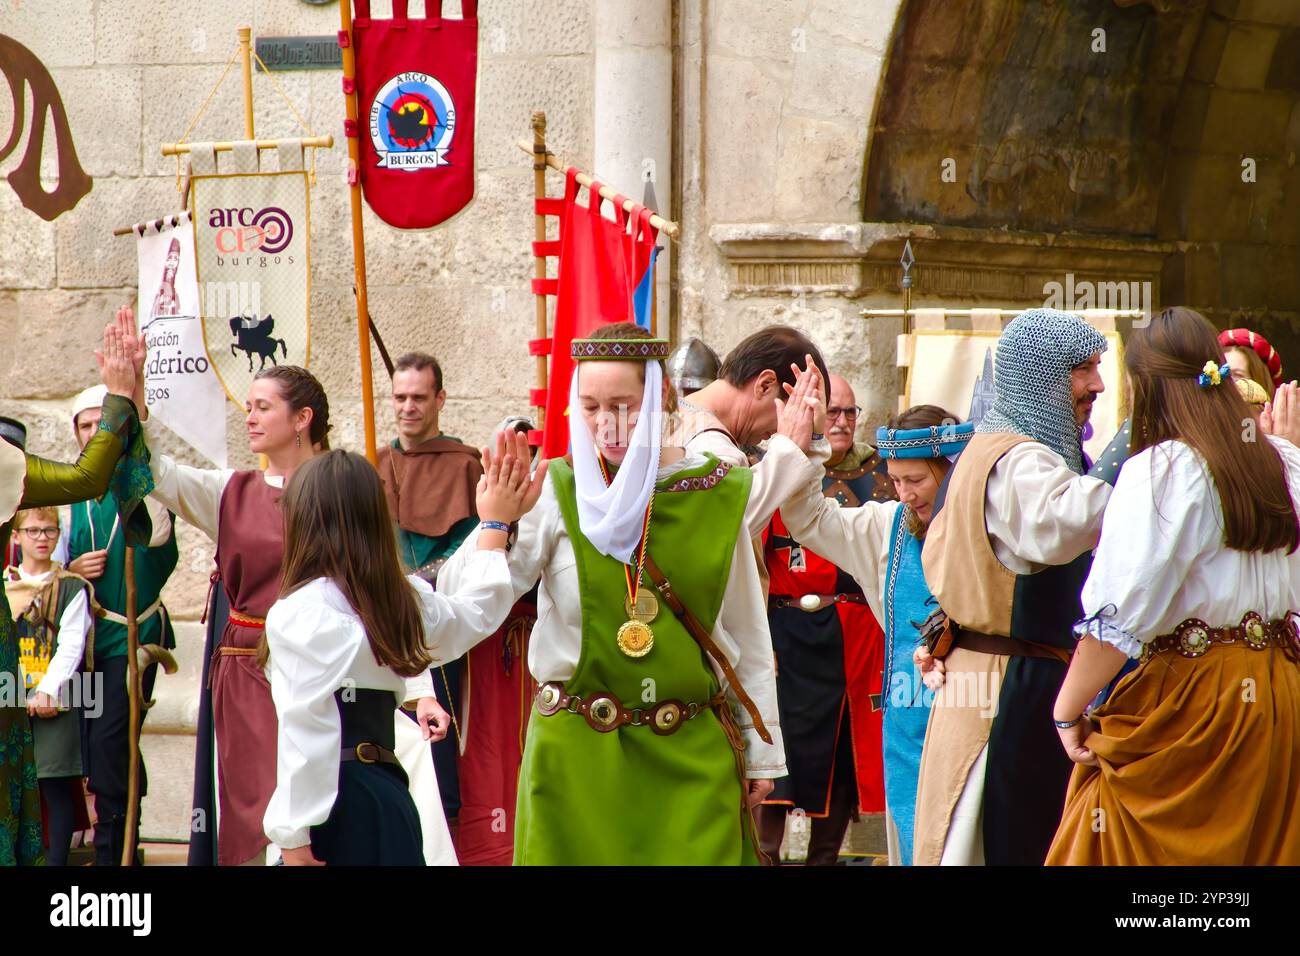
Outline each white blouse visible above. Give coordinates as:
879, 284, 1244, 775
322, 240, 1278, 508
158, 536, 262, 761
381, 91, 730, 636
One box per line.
263, 555, 514, 850
1077, 436, 1300, 658
437, 439, 825, 778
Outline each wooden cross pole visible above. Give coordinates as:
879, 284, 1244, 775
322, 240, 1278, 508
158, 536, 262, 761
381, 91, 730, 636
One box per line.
121, 548, 140, 866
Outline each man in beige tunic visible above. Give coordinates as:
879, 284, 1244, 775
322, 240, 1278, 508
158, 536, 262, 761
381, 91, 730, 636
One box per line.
915, 309, 1113, 866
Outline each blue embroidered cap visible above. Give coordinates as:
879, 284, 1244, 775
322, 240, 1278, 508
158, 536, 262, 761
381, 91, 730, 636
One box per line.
876, 421, 975, 459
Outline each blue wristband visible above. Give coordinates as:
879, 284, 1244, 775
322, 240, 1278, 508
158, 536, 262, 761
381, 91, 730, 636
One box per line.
480, 520, 511, 534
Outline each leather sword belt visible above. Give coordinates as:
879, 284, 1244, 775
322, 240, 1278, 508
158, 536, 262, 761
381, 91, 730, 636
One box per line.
954, 625, 1072, 665
339, 742, 402, 767
768, 593, 867, 612
534, 681, 726, 736
227, 610, 266, 630
1141, 612, 1300, 663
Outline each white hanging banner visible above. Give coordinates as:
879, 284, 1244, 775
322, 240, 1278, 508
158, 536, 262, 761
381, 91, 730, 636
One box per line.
135, 210, 228, 468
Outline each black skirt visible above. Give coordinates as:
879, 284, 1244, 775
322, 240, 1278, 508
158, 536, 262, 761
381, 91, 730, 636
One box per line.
309, 761, 425, 866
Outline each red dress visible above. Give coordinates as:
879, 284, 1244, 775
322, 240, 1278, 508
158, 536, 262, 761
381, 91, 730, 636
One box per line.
210, 471, 283, 864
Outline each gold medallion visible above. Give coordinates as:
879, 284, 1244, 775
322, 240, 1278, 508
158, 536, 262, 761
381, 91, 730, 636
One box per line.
624, 589, 659, 623
616, 620, 655, 658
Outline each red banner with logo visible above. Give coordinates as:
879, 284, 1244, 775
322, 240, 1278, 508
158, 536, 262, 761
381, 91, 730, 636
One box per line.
351, 0, 478, 229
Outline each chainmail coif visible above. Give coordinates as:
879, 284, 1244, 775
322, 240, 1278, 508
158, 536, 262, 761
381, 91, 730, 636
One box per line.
976, 308, 1107, 474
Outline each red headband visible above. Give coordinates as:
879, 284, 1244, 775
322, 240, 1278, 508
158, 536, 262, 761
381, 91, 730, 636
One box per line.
1218, 328, 1283, 387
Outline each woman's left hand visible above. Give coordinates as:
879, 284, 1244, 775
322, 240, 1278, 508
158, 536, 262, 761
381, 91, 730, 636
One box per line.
1056, 716, 1098, 767
415, 695, 450, 743
280, 844, 325, 866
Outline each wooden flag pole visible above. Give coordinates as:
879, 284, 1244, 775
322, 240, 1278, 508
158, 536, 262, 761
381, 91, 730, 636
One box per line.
121, 548, 140, 866
238, 26, 255, 139
532, 113, 550, 434
515, 139, 680, 239
339, 0, 379, 464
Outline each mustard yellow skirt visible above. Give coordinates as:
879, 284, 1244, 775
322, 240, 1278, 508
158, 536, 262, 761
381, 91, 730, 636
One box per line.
1047, 642, 1300, 865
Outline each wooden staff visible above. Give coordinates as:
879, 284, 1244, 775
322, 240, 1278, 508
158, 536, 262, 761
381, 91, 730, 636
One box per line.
339, 0, 379, 464
238, 26, 255, 140
121, 547, 140, 866
532, 113, 549, 433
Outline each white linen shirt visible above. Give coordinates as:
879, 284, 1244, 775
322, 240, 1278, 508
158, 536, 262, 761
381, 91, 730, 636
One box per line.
1077, 436, 1300, 657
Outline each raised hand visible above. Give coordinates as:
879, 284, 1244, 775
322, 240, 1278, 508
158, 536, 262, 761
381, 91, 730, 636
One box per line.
775, 355, 826, 452
476, 430, 547, 524
1261, 381, 1300, 447
95, 311, 137, 398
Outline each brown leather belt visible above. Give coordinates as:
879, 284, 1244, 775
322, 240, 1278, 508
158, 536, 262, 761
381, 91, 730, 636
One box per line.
1142, 613, 1300, 663
955, 626, 1072, 665
534, 681, 726, 736
215, 646, 258, 657
339, 742, 402, 767
768, 593, 867, 612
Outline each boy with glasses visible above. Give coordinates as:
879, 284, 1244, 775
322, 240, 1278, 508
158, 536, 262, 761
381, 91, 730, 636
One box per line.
5, 507, 93, 865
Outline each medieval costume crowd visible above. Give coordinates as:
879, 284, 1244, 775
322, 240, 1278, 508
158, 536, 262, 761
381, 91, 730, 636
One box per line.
1, 303, 1298, 867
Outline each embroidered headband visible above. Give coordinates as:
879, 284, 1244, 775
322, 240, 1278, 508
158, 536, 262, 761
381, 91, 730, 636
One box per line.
571, 338, 671, 361
876, 421, 975, 459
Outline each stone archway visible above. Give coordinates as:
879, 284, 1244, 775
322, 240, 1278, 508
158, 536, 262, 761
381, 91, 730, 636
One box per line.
862, 0, 1300, 365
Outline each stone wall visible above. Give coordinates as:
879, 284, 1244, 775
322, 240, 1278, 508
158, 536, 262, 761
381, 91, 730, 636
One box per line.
679, 0, 907, 432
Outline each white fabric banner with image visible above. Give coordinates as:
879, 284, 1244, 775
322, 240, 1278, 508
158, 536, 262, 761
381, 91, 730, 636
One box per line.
136, 211, 228, 468
189, 140, 312, 409
905, 328, 1125, 465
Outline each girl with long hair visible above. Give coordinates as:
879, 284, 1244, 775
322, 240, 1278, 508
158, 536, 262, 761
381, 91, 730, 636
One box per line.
1048, 307, 1300, 864
263, 444, 540, 865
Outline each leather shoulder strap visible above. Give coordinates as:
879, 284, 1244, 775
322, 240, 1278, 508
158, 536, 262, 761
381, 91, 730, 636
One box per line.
642, 553, 772, 744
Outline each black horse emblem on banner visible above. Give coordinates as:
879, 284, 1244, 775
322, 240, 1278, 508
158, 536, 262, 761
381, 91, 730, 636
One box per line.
230, 314, 288, 371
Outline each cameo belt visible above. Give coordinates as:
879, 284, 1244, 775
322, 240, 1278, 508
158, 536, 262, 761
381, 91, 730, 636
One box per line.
1142, 612, 1300, 663
769, 593, 867, 612
339, 742, 402, 767
534, 681, 726, 735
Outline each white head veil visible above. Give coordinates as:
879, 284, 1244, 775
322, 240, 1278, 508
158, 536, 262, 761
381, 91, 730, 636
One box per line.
568, 359, 663, 565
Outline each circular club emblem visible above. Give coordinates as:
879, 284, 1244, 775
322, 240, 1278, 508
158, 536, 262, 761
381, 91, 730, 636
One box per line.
369, 71, 456, 172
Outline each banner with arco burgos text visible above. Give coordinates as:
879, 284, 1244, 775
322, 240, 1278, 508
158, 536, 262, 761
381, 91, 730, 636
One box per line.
135, 211, 228, 468
188, 140, 312, 414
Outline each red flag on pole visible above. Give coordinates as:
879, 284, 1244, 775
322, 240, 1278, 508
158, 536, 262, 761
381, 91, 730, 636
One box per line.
542, 170, 657, 460
351, 0, 478, 229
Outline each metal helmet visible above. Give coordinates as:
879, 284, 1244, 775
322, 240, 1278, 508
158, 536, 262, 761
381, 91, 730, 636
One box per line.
666, 338, 721, 395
